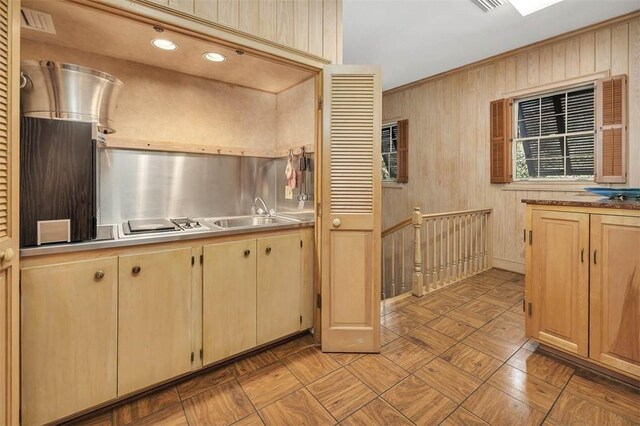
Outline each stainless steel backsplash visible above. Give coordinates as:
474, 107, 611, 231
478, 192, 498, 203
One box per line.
98, 149, 313, 224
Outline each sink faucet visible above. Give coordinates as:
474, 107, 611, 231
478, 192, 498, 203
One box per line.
254, 197, 273, 216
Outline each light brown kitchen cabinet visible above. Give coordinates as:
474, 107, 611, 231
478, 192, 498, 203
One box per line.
118, 248, 193, 395
257, 233, 302, 345
300, 228, 315, 330
21, 258, 118, 425
525, 204, 640, 381
529, 210, 589, 357
589, 214, 640, 377
202, 239, 257, 365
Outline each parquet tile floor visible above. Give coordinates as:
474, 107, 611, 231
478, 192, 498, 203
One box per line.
69, 269, 640, 426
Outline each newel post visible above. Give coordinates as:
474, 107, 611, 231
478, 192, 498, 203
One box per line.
412, 207, 424, 297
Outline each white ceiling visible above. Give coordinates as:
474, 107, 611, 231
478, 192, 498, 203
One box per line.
343, 0, 640, 90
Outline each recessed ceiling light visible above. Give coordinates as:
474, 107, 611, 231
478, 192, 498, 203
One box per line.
203, 52, 226, 62
509, 0, 563, 16
151, 38, 178, 51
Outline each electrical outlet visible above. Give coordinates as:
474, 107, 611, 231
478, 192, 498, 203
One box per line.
285, 186, 293, 199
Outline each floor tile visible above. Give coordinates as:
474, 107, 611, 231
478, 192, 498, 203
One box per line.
462, 330, 520, 361
113, 387, 181, 425
399, 303, 439, 323
447, 298, 507, 328
548, 391, 634, 426
232, 350, 279, 377
476, 294, 514, 309
462, 383, 546, 426
405, 325, 458, 355
507, 348, 574, 388
481, 315, 528, 346
445, 282, 492, 300
306, 368, 376, 421
482, 285, 524, 306
380, 311, 421, 336
128, 404, 188, 426
468, 274, 508, 287
257, 388, 335, 426
497, 310, 526, 329
509, 301, 525, 315
176, 366, 235, 400
281, 346, 340, 384
345, 354, 409, 394
563, 370, 640, 423
382, 375, 457, 425
381, 297, 413, 315
329, 352, 364, 366
270, 334, 316, 359
483, 268, 520, 282
237, 363, 303, 410
415, 293, 464, 315
427, 315, 476, 340
487, 364, 562, 412
232, 413, 264, 425
69, 411, 113, 426
413, 358, 482, 404
380, 337, 435, 372
341, 398, 413, 426
182, 380, 254, 426
380, 326, 401, 346
440, 343, 503, 380
440, 407, 489, 426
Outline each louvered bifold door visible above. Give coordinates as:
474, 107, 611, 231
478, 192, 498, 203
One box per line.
595, 75, 627, 183
396, 119, 409, 183
0, 0, 20, 424
490, 98, 512, 183
321, 65, 381, 353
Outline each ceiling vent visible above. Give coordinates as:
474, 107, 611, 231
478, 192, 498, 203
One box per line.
471, 0, 504, 12
20, 8, 56, 35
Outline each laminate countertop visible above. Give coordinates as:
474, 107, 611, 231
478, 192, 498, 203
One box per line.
522, 196, 640, 211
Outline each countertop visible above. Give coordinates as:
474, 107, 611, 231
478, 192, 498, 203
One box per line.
522, 196, 640, 211
20, 213, 315, 257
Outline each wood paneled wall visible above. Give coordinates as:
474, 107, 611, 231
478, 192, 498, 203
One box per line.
382, 14, 640, 273
22, 39, 278, 154
275, 77, 316, 154
147, 0, 342, 63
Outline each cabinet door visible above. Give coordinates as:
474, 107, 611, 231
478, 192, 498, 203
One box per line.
21, 258, 118, 425
530, 210, 589, 357
257, 234, 301, 345
301, 228, 315, 330
203, 239, 257, 365
590, 214, 640, 377
118, 248, 192, 395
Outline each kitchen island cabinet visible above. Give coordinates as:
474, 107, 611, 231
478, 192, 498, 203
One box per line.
118, 247, 194, 395
203, 239, 257, 365
524, 199, 640, 382
21, 258, 118, 426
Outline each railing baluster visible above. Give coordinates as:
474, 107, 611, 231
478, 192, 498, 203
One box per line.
412, 207, 423, 297
424, 219, 430, 292
391, 233, 396, 298
401, 229, 406, 294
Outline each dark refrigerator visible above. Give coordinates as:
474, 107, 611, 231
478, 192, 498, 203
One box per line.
20, 117, 97, 247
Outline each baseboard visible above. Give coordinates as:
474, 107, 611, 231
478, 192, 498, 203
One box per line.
492, 257, 525, 274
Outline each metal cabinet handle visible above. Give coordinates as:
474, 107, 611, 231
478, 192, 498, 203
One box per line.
95, 271, 105, 279
581, 249, 584, 263
593, 250, 598, 265
0, 248, 14, 262
244, 249, 251, 257
132, 266, 141, 274
266, 247, 272, 254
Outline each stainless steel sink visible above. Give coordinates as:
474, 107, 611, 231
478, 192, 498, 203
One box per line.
205, 215, 297, 229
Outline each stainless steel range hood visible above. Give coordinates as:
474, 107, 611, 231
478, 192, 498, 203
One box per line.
20, 60, 123, 134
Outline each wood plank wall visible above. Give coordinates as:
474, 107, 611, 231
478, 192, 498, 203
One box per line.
382, 14, 640, 273
149, 0, 343, 63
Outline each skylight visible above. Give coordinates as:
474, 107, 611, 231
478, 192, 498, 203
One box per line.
509, 0, 564, 16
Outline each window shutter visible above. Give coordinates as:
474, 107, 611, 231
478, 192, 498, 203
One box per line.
595, 75, 627, 183
490, 98, 512, 183
396, 119, 408, 183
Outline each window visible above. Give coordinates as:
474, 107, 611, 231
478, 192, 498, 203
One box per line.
513, 85, 595, 180
381, 119, 408, 183
381, 122, 398, 181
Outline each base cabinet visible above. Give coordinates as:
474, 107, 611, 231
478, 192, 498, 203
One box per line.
21, 258, 118, 426
203, 239, 257, 365
589, 214, 640, 377
118, 248, 193, 395
526, 206, 640, 380
257, 234, 302, 345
